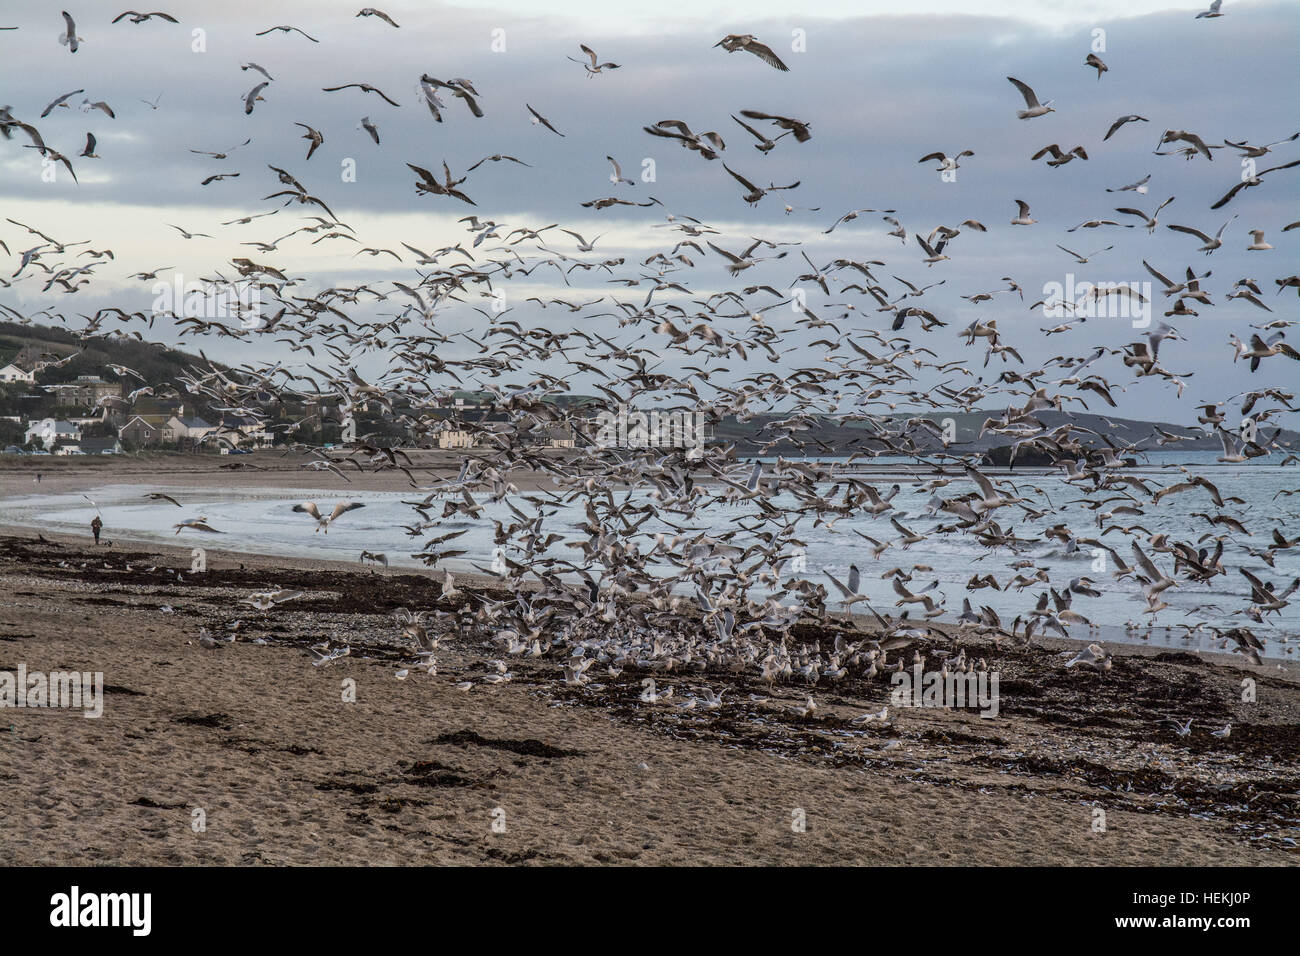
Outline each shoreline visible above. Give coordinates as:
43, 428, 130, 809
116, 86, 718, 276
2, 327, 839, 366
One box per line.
1, 528, 1297, 864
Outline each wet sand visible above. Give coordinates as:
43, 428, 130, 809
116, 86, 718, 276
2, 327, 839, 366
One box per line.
0, 520, 1296, 865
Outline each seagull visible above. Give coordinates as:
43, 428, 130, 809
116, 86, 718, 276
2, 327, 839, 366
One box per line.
526, 104, 564, 137
407, 161, 476, 204
568, 44, 620, 76
82, 99, 115, 119
1115, 196, 1175, 233
167, 224, 211, 239
322, 83, 400, 107
1229, 332, 1300, 371
714, 34, 789, 71
1211, 158, 1300, 209
197, 627, 230, 649
606, 155, 635, 186
79, 132, 98, 158
722, 164, 800, 206
918, 149, 973, 171
1222, 132, 1299, 158
1247, 230, 1272, 251
824, 564, 868, 607
59, 11, 81, 52
1103, 115, 1148, 141
1006, 77, 1054, 118
1211, 722, 1231, 738
111, 11, 179, 24
144, 492, 182, 507
1084, 53, 1107, 79
1161, 717, 1193, 737
1195, 0, 1224, 18
849, 705, 889, 726
244, 81, 269, 115
245, 589, 304, 612
1031, 144, 1088, 166
1010, 200, 1036, 225
173, 518, 222, 534
738, 110, 811, 143
788, 696, 818, 718
1064, 643, 1112, 670
732, 114, 792, 153
40, 89, 84, 118
355, 8, 399, 27
292, 500, 366, 533
294, 123, 324, 159
467, 154, 530, 171
359, 116, 379, 144
561, 229, 604, 252
1158, 129, 1215, 161
256, 24, 318, 42
1056, 243, 1112, 263
1106, 173, 1150, 193
1166, 215, 1236, 254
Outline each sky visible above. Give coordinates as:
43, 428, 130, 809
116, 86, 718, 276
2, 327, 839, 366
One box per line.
1, 0, 1298, 425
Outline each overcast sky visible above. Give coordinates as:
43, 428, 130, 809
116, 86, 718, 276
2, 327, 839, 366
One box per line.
2, 0, 1297, 425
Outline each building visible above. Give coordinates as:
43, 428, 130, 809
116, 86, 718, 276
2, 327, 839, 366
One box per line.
76, 436, 124, 455
165, 414, 215, 443
42, 376, 122, 408
119, 415, 167, 447
23, 418, 82, 448
538, 426, 576, 449
214, 414, 271, 448
437, 429, 474, 449
0, 362, 35, 384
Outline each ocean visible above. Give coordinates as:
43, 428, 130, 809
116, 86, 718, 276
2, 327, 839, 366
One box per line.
4, 450, 1295, 660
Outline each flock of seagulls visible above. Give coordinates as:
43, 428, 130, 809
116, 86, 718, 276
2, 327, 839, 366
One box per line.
2, 6, 1297, 730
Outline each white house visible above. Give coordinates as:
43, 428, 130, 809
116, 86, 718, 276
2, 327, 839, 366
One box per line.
437, 429, 474, 449
165, 414, 215, 443
24, 418, 82, 448
0, 362, 35, 384
215, 414, 271, 448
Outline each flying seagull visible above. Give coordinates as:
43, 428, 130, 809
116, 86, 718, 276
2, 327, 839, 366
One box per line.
606, 155, 635, 185
59, 11, 81, 52
292, 500, 366, 533
294, 123, 323, 159
568, 44, 620, 76
1103, 114, 1148, 141
322, 83, 400, 107
714, 34, 789, 71
526, 104, 564, 137
255, 24, 319, 42
1006, 76, 1054, 118
355, 8, 399, 27
1166, 215, 1236, 254
112, 11, 179, 24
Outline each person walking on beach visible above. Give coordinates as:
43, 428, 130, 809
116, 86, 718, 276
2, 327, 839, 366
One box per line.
91, 515, 102, 545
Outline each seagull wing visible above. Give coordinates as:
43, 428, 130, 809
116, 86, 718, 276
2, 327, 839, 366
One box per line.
1006, 76, 1041, 108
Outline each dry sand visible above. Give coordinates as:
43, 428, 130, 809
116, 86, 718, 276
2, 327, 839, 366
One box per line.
1, 456, 1297, 865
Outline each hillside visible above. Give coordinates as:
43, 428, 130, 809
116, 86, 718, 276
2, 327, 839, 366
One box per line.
0, 322, 218, 388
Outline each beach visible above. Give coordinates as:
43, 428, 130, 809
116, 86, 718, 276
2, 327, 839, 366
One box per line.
1, 457, 1297, 865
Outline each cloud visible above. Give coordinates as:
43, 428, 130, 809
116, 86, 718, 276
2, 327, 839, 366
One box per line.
1, 1, 1297, 423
